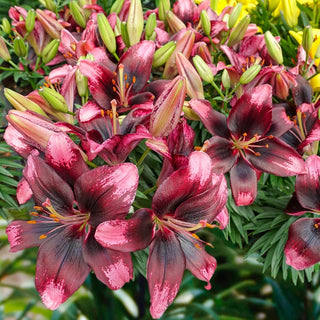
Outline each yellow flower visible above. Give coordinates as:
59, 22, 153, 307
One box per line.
272, 0, 300, 27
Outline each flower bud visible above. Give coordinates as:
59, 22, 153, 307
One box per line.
152, 41, 176, 68
127, 0, 144, 46
43, 0, 57, 12
239, 64, 261, 84
76, 68, 88, 97
183, 102, 201, 120
38, 87, 68, 113
264, 30, 283, 64
0, 36, 11, 61
97, 13, 116, 54
69, 1, 87, 28
315, 43, 320, 59
2, 17, 11, 34
36, 9, 64, 40
145, 13, 156, 39
221, 69, 231, 88
25, 9, 35, 33
42, 39, 60, 64
13, 37, 27, 58
167, 11, 186, 33
228, 3, 242, 29
227, 15, 250, 47
4, 88, 47, 116
281, 0, 299, 28
210, 0, 217, 12
200, 10, 211, 36
192, 55, 214, 83
110, 0, 125, 14
158, 0, 170, 23
121, 22, 131, 48
302, 25, 313, 55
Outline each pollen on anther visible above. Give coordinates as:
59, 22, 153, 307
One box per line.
191, 233, 200, 240
132, 76, 136, 84
30, 212, 39, 216
254, 152, 261, 156
268, 135, 274, 139
315, 224, 319, 229
242, 132, 247, 136
265, 144, 269, 148
39, 234, 47, 240
27, 220, 37, 224
195, 244, 202, 249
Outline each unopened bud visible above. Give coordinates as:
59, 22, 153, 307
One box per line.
221, 69, 231, 88
158, 0, 170, 23
13, 37, 27, 57
239, 64, 261, 84
200, 10, 211, 36
227, 15, 250, 47
167, 11, 186, 33
0, 36, 11, 61
2, 18, 11, 34
110, 0, 125, 14
69, 1, 87, 28
302, 26, 313, 55
210, 0, 217, 12
38, 87, 68, 113
192, 55, 214, 83
97, 13, 116, 54
145, 13, 156, 39
75, 68, 88, 97
42, 39, 60, 64
152, 41, 176, 68
127, 0, 143, 46
44, 0, 57, 11
25, 9, 35, 32
36, 9, 64, 39
315, 43, 320, 59
4, 88, 47, 116
228, 3, 242, 29
121, 22, 131, 48
264, 31, 283, 64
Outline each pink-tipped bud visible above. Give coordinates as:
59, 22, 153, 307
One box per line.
167, 11, 186, 33
0, 36, 11, 61
36, 9, 64, 39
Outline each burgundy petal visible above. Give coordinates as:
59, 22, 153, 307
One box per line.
298, 120, 320, 153
95, 208, 155, 252
285, 218, 320, 270
268, 106, 294, 137
147, 228, 186, 319
285, 192, 309, 216
247, 137, 306, 176
45, 133, 89, 185
228, 85, 272, 139
295, 155, 320, 211
173, 0, 199, 25
177, 233, 216, 289
230, 157, 257, 206
189, 99, 229, 137
83, 231, 133, 290
75, 163, 138, 226
35, 227, 90, 310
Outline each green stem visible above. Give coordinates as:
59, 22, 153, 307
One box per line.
86, 160, 97, 168
209, 80, 225, 99
8, 60, 20, 69
143, 185, 157, 195
214, 280, 256, 300
136, 148, 150, 167
112, 51, 120, 61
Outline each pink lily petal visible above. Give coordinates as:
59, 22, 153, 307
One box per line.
83, 232, 133, 290
35, 227, 90, 310
147, 228, 186, 319
16, 178, 33, 204
285, 218, 320, 270
95, 208, 155, 252
230, 157, 257, 206
213, 207, 229, 229
74, 163, 138, 226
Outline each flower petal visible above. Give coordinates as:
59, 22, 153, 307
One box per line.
147, 228, 185, 319
95, 208, 155, 252
75, 163, 138, 226
35, 227, 90, 310
285, 218, 320, 270
16, 178, 33, 205
83, 231, 133, 290
230, 157, 257, 206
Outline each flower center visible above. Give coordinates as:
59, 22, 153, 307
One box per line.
101, 99, 119, 136
28, 198, 90, 240
111, 64, 136, 108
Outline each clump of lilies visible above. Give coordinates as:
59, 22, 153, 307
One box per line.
2, 0, 320, 317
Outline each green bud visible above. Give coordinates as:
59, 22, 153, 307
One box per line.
70, 1, 87, 29
227, 15, 250, 47
228, 3, 242, 29
200, 10, 211, 36
38, 87, 68, 113
192, 55, 214, 83
42, 39, 60, 64
302, 26, 313, 55
2, 18, 11, 34
121, 22, 131, 48
110, 0, 125, 14
221, 69, 231, 89
127, 0, 143, 46
97, 13, 116, 54
13, 37, 27, 57
158, 0, 170, 23
264, 30, 283, 65
25, 9, 35, 33
239, 64, 261, 84
152, 41, 176, 68
145, 13, 157, 39
43, 0, 57, 12
0, 36, 11, 61
210, 0, 218, 12
75, 69, 88, 97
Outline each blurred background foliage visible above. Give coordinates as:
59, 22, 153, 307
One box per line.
1, 0, 320, 319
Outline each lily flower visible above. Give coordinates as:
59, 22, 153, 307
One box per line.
94, 151, 228, 319
190, 84, 306, 206
6, 149, 139, 309
284, 155, 320, 269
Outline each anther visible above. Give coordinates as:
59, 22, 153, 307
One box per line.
27, 220, 37, 224
39, 234, 47, 239
254, 152, 261, 156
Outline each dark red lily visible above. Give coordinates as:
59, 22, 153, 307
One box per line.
284, 155, 320, 269
94, 151, 228, 318
190, 84, 306, 206
6, 149, 139, 309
